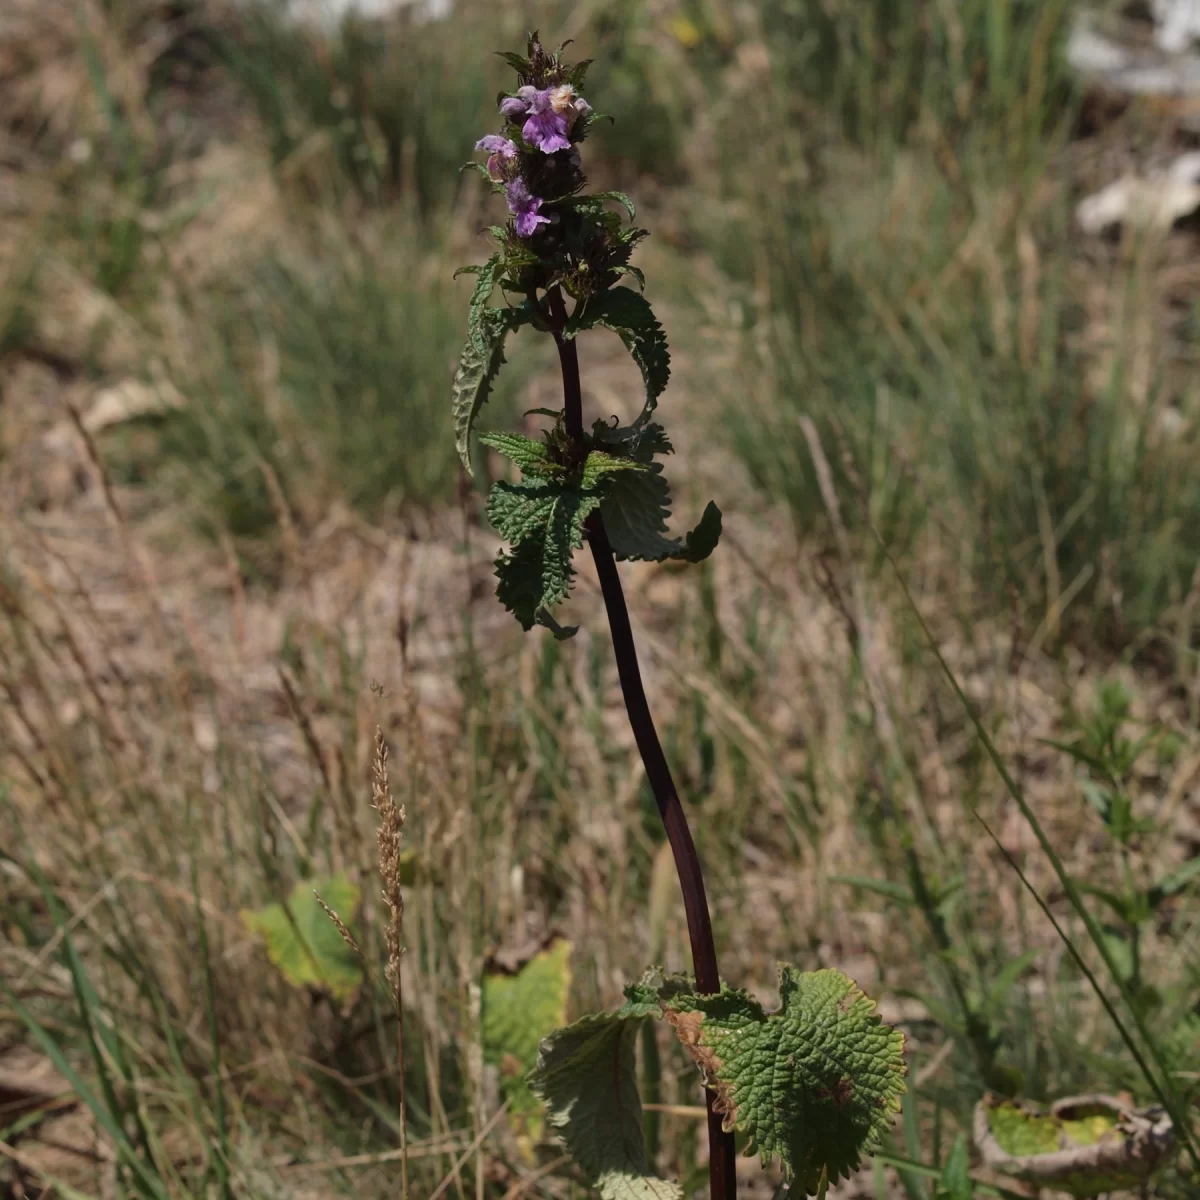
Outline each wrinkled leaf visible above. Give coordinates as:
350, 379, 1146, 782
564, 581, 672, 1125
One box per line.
564, 288, 670, 418
632, 966, 907, 1195
453, 306, 530, 472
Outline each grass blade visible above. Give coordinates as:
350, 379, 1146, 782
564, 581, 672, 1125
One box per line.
878, 533, 1198, 1164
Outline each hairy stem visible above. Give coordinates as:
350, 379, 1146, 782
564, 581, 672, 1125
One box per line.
547, 285, 737, 1200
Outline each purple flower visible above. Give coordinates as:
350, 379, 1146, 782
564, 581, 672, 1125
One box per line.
505, 178, 550, 238
498, 85, 573, 153
523, 107, 571, 153
475, 134, 517, 181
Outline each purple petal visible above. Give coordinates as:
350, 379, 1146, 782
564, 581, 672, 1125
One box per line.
574, 97, 591, 115
476, 134, 515, 155
505, 178, 532, 207
522, 110, 571, 154
499, 96, 527, 119
514, 208, 550, 238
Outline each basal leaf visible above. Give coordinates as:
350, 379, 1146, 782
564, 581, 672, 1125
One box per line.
453, 306, 529, 473
644, 966, 907, 1195
483, 938, 573, 1151
529, 1009, 683, 1200
240, 874, 363, 1004
599, 467, 721, 564
563, 288, 670, 417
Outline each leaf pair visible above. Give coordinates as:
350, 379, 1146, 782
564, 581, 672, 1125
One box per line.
530, 965, 908, 1198
484, 430, 721, 636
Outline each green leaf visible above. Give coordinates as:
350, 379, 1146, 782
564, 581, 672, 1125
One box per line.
983, 949, 1041, 1017
682, 502, 722, 562
453, 305, 528, 473
484, 939, 573, 1151
938, 1134, 973, 1200
468, 254, 503, 346
564, 288, 670, 417
488, 479, 601, 630
543, 487, 601, 609
495, 533, 547, 632
643, 966, 907, 1195
600, 467, 722, 563
488, 479, 559, 543
1148, 855, 1200, 908
581, 449, 650, 488
832, 875, 914, 907
460, 160, 494, 182
496, 52, 531, 75
479, 431, 560, 476
529, 1009, 683, 1200
240, 874, 363, 1003
575, 190, 636, 220
612, 265, 647, 290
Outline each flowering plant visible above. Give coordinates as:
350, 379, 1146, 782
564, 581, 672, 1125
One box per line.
451, 35, 906, 1200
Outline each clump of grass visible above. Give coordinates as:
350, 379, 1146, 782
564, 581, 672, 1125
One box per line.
702, 0, 1200, 658
137, 227, 483, 559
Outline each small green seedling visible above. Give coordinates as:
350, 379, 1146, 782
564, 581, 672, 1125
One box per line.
452, 34, 907, 1200
1047, 681, 1200, 1016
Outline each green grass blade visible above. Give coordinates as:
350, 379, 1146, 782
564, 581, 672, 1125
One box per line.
192, 855, 232, 1200
3, 987, 169, 1199
878, 535, 1198, 1164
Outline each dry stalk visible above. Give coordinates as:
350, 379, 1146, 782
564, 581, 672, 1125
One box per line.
373, 725, 410, 1200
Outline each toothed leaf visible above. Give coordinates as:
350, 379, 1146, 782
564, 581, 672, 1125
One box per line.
487, 479, 558, 544
487, 478, 602, 631
642, 967, 907, 1195
592, 190, 637, 220
599, 466, 722, 563
495, 534, 546, 631
479, 432, 560, 476
529, 1009, 683, 1200
452, 305, 530, 472
564, 288, 670, 417
468, 254, 503, 347
581, 450, 649, 488
612, 265, 647, 290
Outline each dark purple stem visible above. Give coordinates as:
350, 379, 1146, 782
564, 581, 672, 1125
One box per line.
546, 285, 737, 1200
